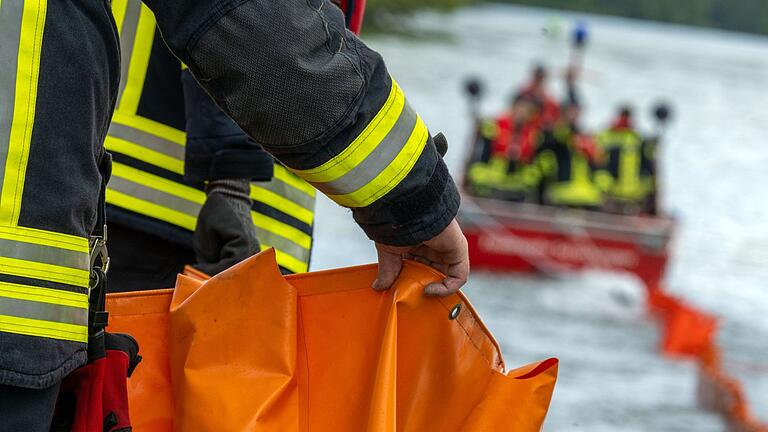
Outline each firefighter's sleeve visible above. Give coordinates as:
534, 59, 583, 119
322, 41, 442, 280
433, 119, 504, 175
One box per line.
181, 69, 275, 185
143, 0, 459, 246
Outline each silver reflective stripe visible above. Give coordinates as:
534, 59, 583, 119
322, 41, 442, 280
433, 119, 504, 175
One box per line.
260, 178, 315, 211
116, 0, 142, 104
110, 172, 310, 260
310, 101, 418, 196
0, 296, 87, 326
109, 175, 202, 217
0, 238, 89, 270
253, 226, 309, 263
0, 0, 24, 200
108, 122, 185, 161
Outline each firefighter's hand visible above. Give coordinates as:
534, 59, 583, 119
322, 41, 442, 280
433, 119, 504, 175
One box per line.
193, 179, 261, 275
372, 219, 469, 296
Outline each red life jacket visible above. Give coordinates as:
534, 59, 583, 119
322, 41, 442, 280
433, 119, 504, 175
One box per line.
574, 134, 599, 163
611, 114, 633, 131
518, 85, 560, 128
492, 113, 538, 163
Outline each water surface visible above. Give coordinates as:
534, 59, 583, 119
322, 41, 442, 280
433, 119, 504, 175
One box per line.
312, 5, 768, 430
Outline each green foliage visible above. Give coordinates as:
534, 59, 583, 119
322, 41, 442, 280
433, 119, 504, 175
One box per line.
363, 0, 472, 34
366, 0, 471, 14
495, 0, 768, 35
361, 0, 768, 36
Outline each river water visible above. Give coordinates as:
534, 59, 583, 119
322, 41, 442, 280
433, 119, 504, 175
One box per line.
311, 5, 768, 430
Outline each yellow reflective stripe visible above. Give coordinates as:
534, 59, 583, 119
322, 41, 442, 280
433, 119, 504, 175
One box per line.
0, 256, 89, 287
292, 80, 405, 183
287, 79, 429, 208
251, 212, 311, 250
112, 163, 204, 204
108, 183, 313, 273
111, 111, 186, 146
107, 112, 186, 174
0, 281, 87, 309
106, 189, 197, 231
0, 225, 88, 252
108, 163, 202, 230
251, 186, 314, 225
572, 153, 588, 183
619, 147, 639, 186
547, 185, 602, 204
109, 162, 314, 272
261, 245, 308, 274
106, 135, 185, 174
117, 3, 155, 114
109, 123, 185, 161
537, 150, 557, 178
111, 0, 129, 33
330, 115, 428, 207
0, 0, 46, 224
273, 164, 315, 197
0, 314, 87, 343
277, 251, 308, 274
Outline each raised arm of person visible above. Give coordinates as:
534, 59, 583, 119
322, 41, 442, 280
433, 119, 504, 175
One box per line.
143, 0, 469, 295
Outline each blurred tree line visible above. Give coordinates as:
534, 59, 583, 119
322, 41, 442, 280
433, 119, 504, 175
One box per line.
364, 0, 472, 31
366, 0, 471, 15
365, 0, 768, 36
500, 0, 768, 35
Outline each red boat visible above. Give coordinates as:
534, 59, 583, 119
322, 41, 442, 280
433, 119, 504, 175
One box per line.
459, 197, 675, 290
458, 78, 676, 289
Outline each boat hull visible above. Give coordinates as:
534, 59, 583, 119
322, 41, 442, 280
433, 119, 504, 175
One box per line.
459, 198, 674, 289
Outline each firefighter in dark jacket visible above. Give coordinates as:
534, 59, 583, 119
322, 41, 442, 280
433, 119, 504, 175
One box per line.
530, 99, 603, 209
0, 0, 468, 430
595, 106, 656, 215
106, 1, 318, 291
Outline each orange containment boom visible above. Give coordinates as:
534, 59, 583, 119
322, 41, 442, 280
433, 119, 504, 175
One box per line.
106, 249, 558, 431
647, 288, 768, 431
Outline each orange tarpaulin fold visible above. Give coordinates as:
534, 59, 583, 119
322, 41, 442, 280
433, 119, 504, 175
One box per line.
106, 250, 558, 431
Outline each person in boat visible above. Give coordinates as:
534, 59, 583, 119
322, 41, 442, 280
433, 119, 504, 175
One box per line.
564, 65, 581, 114
528, 97, 603, 210
0, 0, 470, 429
466, 93, 541, 202
494, 92, 542, 164
595, 106, 656, 215
518, 64, 560, 129
639, 135, 660, 215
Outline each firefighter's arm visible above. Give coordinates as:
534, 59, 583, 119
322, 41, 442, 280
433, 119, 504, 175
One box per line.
180, 69, 274, 185
144, 0, 466, 294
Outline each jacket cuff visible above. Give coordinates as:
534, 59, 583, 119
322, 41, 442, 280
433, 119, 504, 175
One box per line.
353, 147, 460, 246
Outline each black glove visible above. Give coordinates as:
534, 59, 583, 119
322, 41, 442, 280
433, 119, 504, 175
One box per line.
193, 179, 260, 275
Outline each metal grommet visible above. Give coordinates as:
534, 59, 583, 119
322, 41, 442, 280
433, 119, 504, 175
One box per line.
449, 304, 462, 320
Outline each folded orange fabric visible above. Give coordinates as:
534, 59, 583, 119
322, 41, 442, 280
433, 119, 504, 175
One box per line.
107, 250, 557, 431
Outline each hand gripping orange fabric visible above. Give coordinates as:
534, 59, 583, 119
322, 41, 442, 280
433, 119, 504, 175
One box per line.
106, 249, 558, 431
